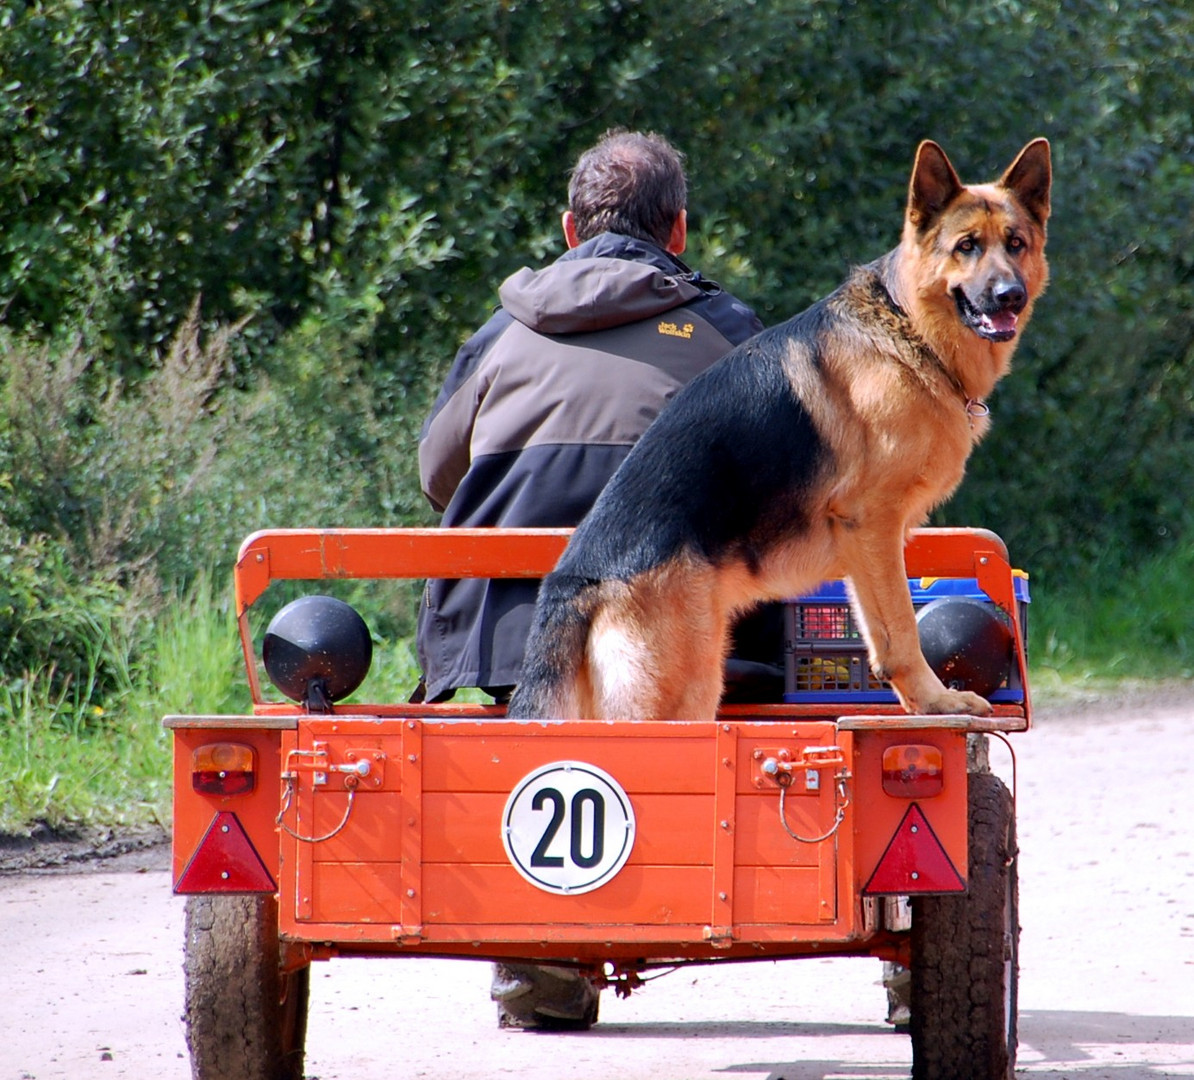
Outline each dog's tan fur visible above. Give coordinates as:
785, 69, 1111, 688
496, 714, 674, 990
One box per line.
510, 139, 1051, 722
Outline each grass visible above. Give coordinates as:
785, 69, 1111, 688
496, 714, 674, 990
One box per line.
2, 543, 1191, 836
1029, 542, 1194, 694
0, 650, 170, 836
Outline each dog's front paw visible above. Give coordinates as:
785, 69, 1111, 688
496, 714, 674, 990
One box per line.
922, 688, 993, 717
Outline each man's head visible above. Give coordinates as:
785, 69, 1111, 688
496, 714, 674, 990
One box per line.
563, 129, 688, 254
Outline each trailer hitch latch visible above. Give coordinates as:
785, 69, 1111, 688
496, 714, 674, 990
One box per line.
754, 746, 851, 845
277, 743, 387, 844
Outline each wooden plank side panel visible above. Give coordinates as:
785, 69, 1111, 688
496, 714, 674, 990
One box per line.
303, 863, 839, 932
421, 863, 712, 926
298, 797, 839, 928
732, 865, 829, 924
419, 791, 715, 866
733, 793, 833, 868
286, 717, 852, 939
419, 730, 717, 794
304, 790, 404, 865
306, 860, 407, 925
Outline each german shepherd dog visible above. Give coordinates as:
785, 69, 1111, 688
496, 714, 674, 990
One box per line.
508, 139, 1051, 721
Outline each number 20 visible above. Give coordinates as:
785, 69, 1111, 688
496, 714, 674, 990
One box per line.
530, 787, 605, 869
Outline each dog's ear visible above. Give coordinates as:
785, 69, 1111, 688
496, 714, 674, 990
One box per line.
907, 141, 963, 232
999, 138, 1052, 227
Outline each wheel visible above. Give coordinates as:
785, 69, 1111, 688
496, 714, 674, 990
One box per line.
184, 894, 310, 1080
910, 770, 1018, 1080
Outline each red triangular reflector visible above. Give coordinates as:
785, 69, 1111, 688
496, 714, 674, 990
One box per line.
175, 811, 276, 894
863, 803, 965, 895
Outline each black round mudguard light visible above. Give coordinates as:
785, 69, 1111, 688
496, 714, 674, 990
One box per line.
262, 595, 372, 709
915, 597, 1013, 699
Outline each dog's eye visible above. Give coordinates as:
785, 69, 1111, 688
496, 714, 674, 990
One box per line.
1007, 235, 1026, 252
955, 237, 978, 255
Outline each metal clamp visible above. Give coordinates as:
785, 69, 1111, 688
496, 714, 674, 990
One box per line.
761, 744, 846, 780
277, 745, 360, 843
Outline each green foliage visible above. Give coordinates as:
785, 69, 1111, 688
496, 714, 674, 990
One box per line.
1034, 540, 1194, 683
3, 0, 1191, 583
0, 306, 429, 729
0, 573, 235, 836
140, 568, 250, 719
0, 523, 130, 713
0, 667, 173, 835
0, 576, 151, 834
942, 2, 1194, 579
598, 0, 1194, 580
0, 313, 247, 596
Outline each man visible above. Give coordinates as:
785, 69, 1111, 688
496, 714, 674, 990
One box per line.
415, 130, 764, 1030
417, 130, 764, 705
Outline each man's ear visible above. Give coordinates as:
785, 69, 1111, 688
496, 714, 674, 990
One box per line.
666, 209, 687, 255
562, 211, 581, 249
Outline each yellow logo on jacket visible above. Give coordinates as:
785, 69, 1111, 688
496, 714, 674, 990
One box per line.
658, 321, 695, 339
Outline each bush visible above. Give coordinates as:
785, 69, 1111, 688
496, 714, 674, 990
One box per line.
0, 524, 130, 718
1, 1, 1192, 710
0, 294, 442, 702
4, 1, 1192, 586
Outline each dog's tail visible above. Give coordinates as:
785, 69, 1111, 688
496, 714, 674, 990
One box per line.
506, 573, 600, 720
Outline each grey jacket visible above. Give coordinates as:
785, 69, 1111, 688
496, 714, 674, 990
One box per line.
416, 232, 763, 700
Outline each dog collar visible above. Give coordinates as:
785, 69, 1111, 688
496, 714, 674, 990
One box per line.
868, 271, 989, 429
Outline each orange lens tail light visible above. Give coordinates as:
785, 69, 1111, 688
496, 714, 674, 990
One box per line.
192, 742, 256, 795
882, 744, 943, 798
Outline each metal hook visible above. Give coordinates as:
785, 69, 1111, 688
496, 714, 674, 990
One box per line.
777, 769, 852, 844
276, 774, 356, 843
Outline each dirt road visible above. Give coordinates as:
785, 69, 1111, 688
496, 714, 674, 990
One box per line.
3, 687, 1193, 1080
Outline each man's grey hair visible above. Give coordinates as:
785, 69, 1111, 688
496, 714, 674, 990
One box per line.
568, 129, 687, 248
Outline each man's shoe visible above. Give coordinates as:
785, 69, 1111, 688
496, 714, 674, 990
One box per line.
882, 961, 912, 1032
492, 962, 600, 1031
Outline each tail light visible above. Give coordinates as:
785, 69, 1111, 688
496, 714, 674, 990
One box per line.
882, 744, 943, 798
192, 742, 256, 795
865, 743, 963, 895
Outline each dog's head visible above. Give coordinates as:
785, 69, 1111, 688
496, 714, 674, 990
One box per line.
904, 139, 1051, 346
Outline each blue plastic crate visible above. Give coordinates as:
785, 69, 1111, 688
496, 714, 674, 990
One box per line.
782, 575, 1029, 705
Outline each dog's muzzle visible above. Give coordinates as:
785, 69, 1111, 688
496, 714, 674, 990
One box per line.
953, 279, 1027, 343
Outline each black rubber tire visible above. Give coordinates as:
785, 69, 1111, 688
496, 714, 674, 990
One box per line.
184, 894, 310, 1080
910, 771, 1018, 1080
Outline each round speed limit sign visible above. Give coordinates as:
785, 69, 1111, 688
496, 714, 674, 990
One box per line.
502, 761, 636, 895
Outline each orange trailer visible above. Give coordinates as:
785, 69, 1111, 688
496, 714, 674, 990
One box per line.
167, 526, 1027, 1080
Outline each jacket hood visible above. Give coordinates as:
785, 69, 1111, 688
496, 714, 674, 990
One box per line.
498, 233, 705, 335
